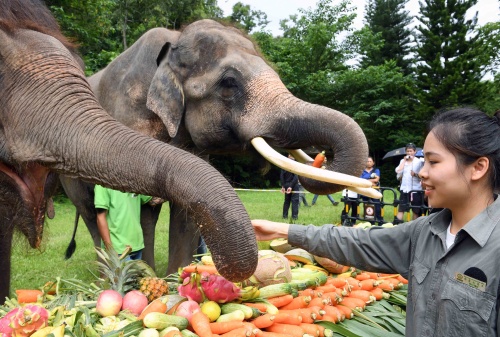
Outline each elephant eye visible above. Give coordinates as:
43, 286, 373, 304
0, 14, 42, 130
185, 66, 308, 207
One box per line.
219, 77, 239, 99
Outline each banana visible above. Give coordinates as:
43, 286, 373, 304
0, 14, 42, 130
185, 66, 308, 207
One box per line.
302, 264, 329, 274
30, 324, 65, 337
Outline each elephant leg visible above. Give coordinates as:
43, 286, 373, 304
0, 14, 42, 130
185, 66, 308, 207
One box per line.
165, 203, 201, 276
140, 203, 162, 270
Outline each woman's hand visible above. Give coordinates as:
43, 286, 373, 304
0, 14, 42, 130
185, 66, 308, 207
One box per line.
251, 220, 290, 241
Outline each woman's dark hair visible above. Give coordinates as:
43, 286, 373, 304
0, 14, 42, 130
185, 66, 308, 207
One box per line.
429, 107, 500, 192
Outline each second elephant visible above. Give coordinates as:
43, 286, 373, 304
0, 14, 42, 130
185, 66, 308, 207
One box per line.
61, 20, 370, 274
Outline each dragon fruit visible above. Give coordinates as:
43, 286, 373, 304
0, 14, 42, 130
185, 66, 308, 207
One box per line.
0, 309, 17, 337
199, 272, 241, 303
7, 305, 49, 337
177, 273, 204, 303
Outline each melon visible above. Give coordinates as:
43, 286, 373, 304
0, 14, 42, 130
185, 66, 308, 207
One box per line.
246, 250, 292, 287
269, 239, 294, 253
313, 255, 350, 274
284, 248, 315, 265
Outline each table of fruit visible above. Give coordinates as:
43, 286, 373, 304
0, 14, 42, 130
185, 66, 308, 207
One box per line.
0, 241, 408, 337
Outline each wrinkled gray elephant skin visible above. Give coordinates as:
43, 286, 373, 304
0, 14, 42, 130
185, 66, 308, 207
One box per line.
0, 3, 258, 302
61, 20, 368, 275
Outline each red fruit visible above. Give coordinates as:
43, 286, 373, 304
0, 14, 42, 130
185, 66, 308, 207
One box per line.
122, 290, 149, 316
96, 290, 123, 317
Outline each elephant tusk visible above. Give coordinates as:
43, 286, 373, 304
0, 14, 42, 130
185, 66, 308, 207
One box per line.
251, 137, 372, 189
288, 149, 382, 199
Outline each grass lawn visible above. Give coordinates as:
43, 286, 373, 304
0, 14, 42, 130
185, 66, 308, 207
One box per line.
9, 188, 399, 297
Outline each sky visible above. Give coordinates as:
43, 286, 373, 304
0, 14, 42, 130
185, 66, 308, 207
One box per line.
218, 0, 500, 36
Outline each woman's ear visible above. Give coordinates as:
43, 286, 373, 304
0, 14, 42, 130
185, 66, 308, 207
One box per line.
471, 157, 490, 181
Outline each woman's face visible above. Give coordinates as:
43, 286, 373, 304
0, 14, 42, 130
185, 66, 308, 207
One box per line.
419, 132, 470, 210
406, 148, 416, 157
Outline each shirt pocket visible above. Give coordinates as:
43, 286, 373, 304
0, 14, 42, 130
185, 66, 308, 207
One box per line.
437, 279, 495, 337
408, 259, 430, 311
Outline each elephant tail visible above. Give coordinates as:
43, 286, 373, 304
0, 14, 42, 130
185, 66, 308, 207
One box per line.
64, 211, 79, 260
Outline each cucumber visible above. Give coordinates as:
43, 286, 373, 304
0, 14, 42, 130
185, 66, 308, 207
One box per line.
215, 310, 245, 323
220, 303, 254, 319
143, 312, 189, 330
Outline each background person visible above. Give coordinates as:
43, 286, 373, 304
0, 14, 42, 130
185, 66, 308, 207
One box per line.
360, 156, 382, 223
395, 143, 424, 220
280, 155, 300, 220
95, 185, 159, 260
252, 107, 500, 337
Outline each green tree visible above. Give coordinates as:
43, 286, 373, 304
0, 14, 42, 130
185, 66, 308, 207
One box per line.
361, 0, 413, 74
253, 0, 358, 103
229, 2, 270, 33
414, 0, 485, 121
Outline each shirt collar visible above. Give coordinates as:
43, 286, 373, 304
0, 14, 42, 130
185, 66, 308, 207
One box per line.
430, 195, 500, 247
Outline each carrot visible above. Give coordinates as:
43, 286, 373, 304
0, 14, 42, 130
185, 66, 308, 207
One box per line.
307, 306, 326, 320
312, 151, 326, 168
376, 280, 394, 292
397, 275, 409, 284
334, 304, 353, 319
299, 323, 320, 337
138, 297, 168, 320
307, 297, 330, 309
370, 287, 390, 301
220, 325, 254, 337
15, 289, 43, 303
344, 277, 362, 291
298, 289, 316, 297
348, 290, 376, 303
182, 264, 218, 274
209, 321, 246, 334
265, 323, 305, 337
383, 278, 403, 290
295, 308, 316, 324
279, 295, 311, 310
255, 331, 290, 337
339, 297, 366, 311
359, 279, 377, 291
321, 291, 342, 304
267, 294, 294, 308
364, 272, 380, 279
191, 310, 213, 337
251, 314, 275, 329
244, 302, 269, 313
315, 284, 337, 293
355, 272, 372, 281
315, 323, 326, 337
328, 278, 348, 288
322, 305, 343, 323
273, 311, 302, 325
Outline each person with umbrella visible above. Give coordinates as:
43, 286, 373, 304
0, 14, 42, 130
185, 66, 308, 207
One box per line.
395, 143, 424, 220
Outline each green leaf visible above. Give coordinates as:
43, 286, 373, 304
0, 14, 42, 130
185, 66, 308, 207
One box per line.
316, 321, 363, 337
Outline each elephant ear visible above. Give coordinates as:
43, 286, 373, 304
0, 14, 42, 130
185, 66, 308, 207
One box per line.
146, 42, 185, 139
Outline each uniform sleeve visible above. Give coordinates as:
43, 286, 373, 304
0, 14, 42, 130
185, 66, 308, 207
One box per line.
94, 185, 110, 209
375, 168, 381, 177
140, 195, 153, 204
288, 221, 419, 276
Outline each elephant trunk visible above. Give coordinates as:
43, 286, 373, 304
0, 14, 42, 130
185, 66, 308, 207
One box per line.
242, 71, 369, 194
7, 45, 257, 281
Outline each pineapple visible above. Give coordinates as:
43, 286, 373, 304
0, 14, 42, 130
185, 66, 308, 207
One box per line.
138, 277, 169, 302
95, 245, 156, 295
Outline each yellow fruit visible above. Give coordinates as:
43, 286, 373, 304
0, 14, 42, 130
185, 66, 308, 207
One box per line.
139, 277, 169, 302
200, 301, 221, 322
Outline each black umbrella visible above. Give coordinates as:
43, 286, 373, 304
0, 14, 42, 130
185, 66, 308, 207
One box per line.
383, 147, 423, 160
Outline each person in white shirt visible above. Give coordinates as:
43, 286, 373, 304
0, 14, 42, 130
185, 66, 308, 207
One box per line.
395, 143, 424, 220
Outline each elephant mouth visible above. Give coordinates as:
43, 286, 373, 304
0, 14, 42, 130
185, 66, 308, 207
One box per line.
250, 137, 382, 199
0, 162, 49, 248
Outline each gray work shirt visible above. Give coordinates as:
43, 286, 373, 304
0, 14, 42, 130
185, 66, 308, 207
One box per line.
288, 195, 500, 337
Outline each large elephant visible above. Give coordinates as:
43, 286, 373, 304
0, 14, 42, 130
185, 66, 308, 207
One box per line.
61, 20, 375, 274
0, 1, 259, 301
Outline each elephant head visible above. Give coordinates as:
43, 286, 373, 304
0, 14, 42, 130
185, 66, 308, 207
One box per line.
146, 20, 375, 196
0, 2, 257, 301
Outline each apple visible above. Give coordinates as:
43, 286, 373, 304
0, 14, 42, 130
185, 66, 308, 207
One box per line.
96, 289, 123, 317
122, 290, 149, 316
